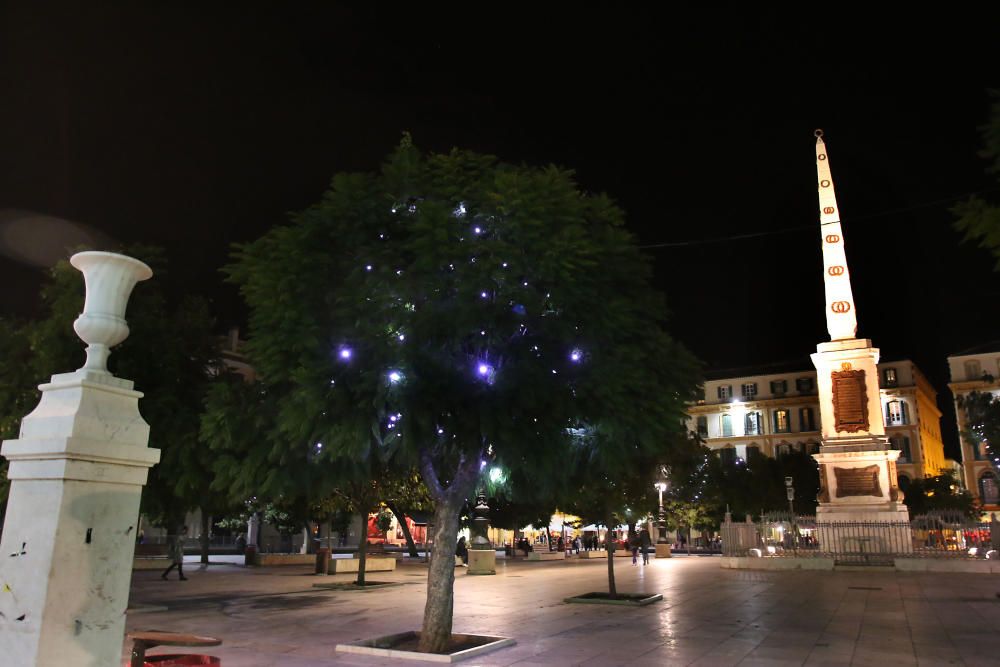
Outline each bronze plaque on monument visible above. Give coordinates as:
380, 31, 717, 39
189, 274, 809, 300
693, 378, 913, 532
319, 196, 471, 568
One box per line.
833, 465, 882, 498
831, 369, 868, 433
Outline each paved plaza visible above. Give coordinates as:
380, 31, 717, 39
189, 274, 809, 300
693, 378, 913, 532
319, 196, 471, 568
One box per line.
124, 555, 1000, 666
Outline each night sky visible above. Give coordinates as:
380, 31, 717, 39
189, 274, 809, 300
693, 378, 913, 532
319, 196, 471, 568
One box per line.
2, 6, 1000, 455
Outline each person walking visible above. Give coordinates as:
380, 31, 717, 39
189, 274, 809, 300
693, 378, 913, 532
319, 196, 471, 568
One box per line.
639, 527, 652, 565
161, 527, 188, 581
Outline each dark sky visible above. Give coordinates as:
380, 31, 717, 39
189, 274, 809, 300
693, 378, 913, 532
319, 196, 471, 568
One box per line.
2, 5, 1000, 455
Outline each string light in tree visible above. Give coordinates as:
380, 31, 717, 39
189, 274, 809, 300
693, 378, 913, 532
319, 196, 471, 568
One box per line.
570, 349, 583, 362
338, 347, 353, 361
388, 371, 403, 384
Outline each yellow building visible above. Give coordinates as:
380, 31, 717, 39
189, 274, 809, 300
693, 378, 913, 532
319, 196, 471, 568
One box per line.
687, 359, 950, 492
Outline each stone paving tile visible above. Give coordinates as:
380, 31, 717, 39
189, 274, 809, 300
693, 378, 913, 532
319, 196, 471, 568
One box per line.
120, 557, 1000, 666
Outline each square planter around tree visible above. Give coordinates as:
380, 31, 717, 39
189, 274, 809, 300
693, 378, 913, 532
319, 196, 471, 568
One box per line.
564, 592, 663, 606
336, 631, 515, 663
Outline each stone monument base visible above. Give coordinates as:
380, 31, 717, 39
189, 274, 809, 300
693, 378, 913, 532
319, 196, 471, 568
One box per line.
816, 505, 912, 555
467, 549, 496, 575
655, 544, 672, 558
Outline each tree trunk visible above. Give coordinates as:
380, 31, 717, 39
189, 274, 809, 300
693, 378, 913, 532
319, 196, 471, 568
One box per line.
388, 502, 420, 558
419, 497, 462, 653
605, 513, 617, 599
356, 514, 370, 586
199, 509, 210, 565
418, 451, 481, 654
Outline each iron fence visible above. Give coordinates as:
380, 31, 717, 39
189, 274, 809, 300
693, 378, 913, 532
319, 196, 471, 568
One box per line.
722, 513, 999, 562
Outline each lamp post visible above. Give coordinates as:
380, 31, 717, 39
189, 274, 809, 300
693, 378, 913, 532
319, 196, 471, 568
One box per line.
785, 476, 797, 552
654, 481, 669, 543
784, 476, 795, 516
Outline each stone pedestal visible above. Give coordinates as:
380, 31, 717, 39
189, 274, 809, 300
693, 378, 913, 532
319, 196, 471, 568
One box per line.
0, 370, 159, 666
467, 549, 496, 575
655, 543, 672, 558
811, 339, 910, 554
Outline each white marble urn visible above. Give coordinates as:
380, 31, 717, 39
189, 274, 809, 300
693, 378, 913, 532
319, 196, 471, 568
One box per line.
70, 251, 153, 374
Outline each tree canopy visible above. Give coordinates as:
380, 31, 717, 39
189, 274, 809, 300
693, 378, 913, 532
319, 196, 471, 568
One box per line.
954, 89, 1000, 268
222, 138, 701, 651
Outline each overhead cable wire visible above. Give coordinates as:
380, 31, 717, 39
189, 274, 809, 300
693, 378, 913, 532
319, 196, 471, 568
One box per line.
638, 186, 1000, 249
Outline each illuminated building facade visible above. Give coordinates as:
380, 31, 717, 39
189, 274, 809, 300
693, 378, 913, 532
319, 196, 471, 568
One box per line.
687, 358, 948, 491
946, 344, 1000, 510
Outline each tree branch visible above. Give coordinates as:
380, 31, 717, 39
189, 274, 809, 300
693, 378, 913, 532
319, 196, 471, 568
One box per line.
419, 448, 445, 501
445, 447, 484, 504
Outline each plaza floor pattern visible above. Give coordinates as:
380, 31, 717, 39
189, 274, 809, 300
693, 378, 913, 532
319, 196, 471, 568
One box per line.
125, 555, 1000, 666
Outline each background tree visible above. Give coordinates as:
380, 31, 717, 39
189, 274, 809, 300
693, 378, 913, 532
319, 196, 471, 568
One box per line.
692, 448, 820, 522
203, 375, 433, 583
901, 471, 977, 518
664, 499, 715, 554
223, 139, 700, 652
380, 469, 433, 558
562, 445, 675, 598
0, 247, 221, 536
954, 90, 1000, 267
958, 391, 1000, 502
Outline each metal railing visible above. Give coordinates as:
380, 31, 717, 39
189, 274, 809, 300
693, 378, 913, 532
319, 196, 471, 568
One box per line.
722, 513, 999, 562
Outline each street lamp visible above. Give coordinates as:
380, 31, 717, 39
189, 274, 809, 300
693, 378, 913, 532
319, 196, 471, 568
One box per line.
784, 476, 795, 516
654, 471, 670, 544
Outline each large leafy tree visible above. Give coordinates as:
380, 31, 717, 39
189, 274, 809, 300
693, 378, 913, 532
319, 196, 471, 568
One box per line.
225, 139, 699, 652
0, 247, 222, 534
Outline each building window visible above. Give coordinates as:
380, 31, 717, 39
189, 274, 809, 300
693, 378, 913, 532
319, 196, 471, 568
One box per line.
886, 400, 909, 426
770, 379, 787, 395
890, 435, 911, 463
799, 407, 816, 431
965, 360, 982, 381
806, 442, 820, 455
745, 411, 762, 435
741, 382, 757, 399
721, 414, 733, 437
974, 441, 989, 461
897, 475, 911, 492
796, 377, 814, 393
746, 445, 760, 459
775, 443, 791, 458
696, 416, 708, 438
773, 409, 791, 433
719, 448, 736, 465
882, 368, 898, 387
979, 472, 999, 505
718, 385, 732, 400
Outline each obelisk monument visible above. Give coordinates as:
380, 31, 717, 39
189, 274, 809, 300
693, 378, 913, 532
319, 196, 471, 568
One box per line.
809, 131, 911, 552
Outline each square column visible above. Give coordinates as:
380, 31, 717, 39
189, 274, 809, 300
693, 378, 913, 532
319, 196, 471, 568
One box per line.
811, 339, 910, 554
0, 370, 160, 666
